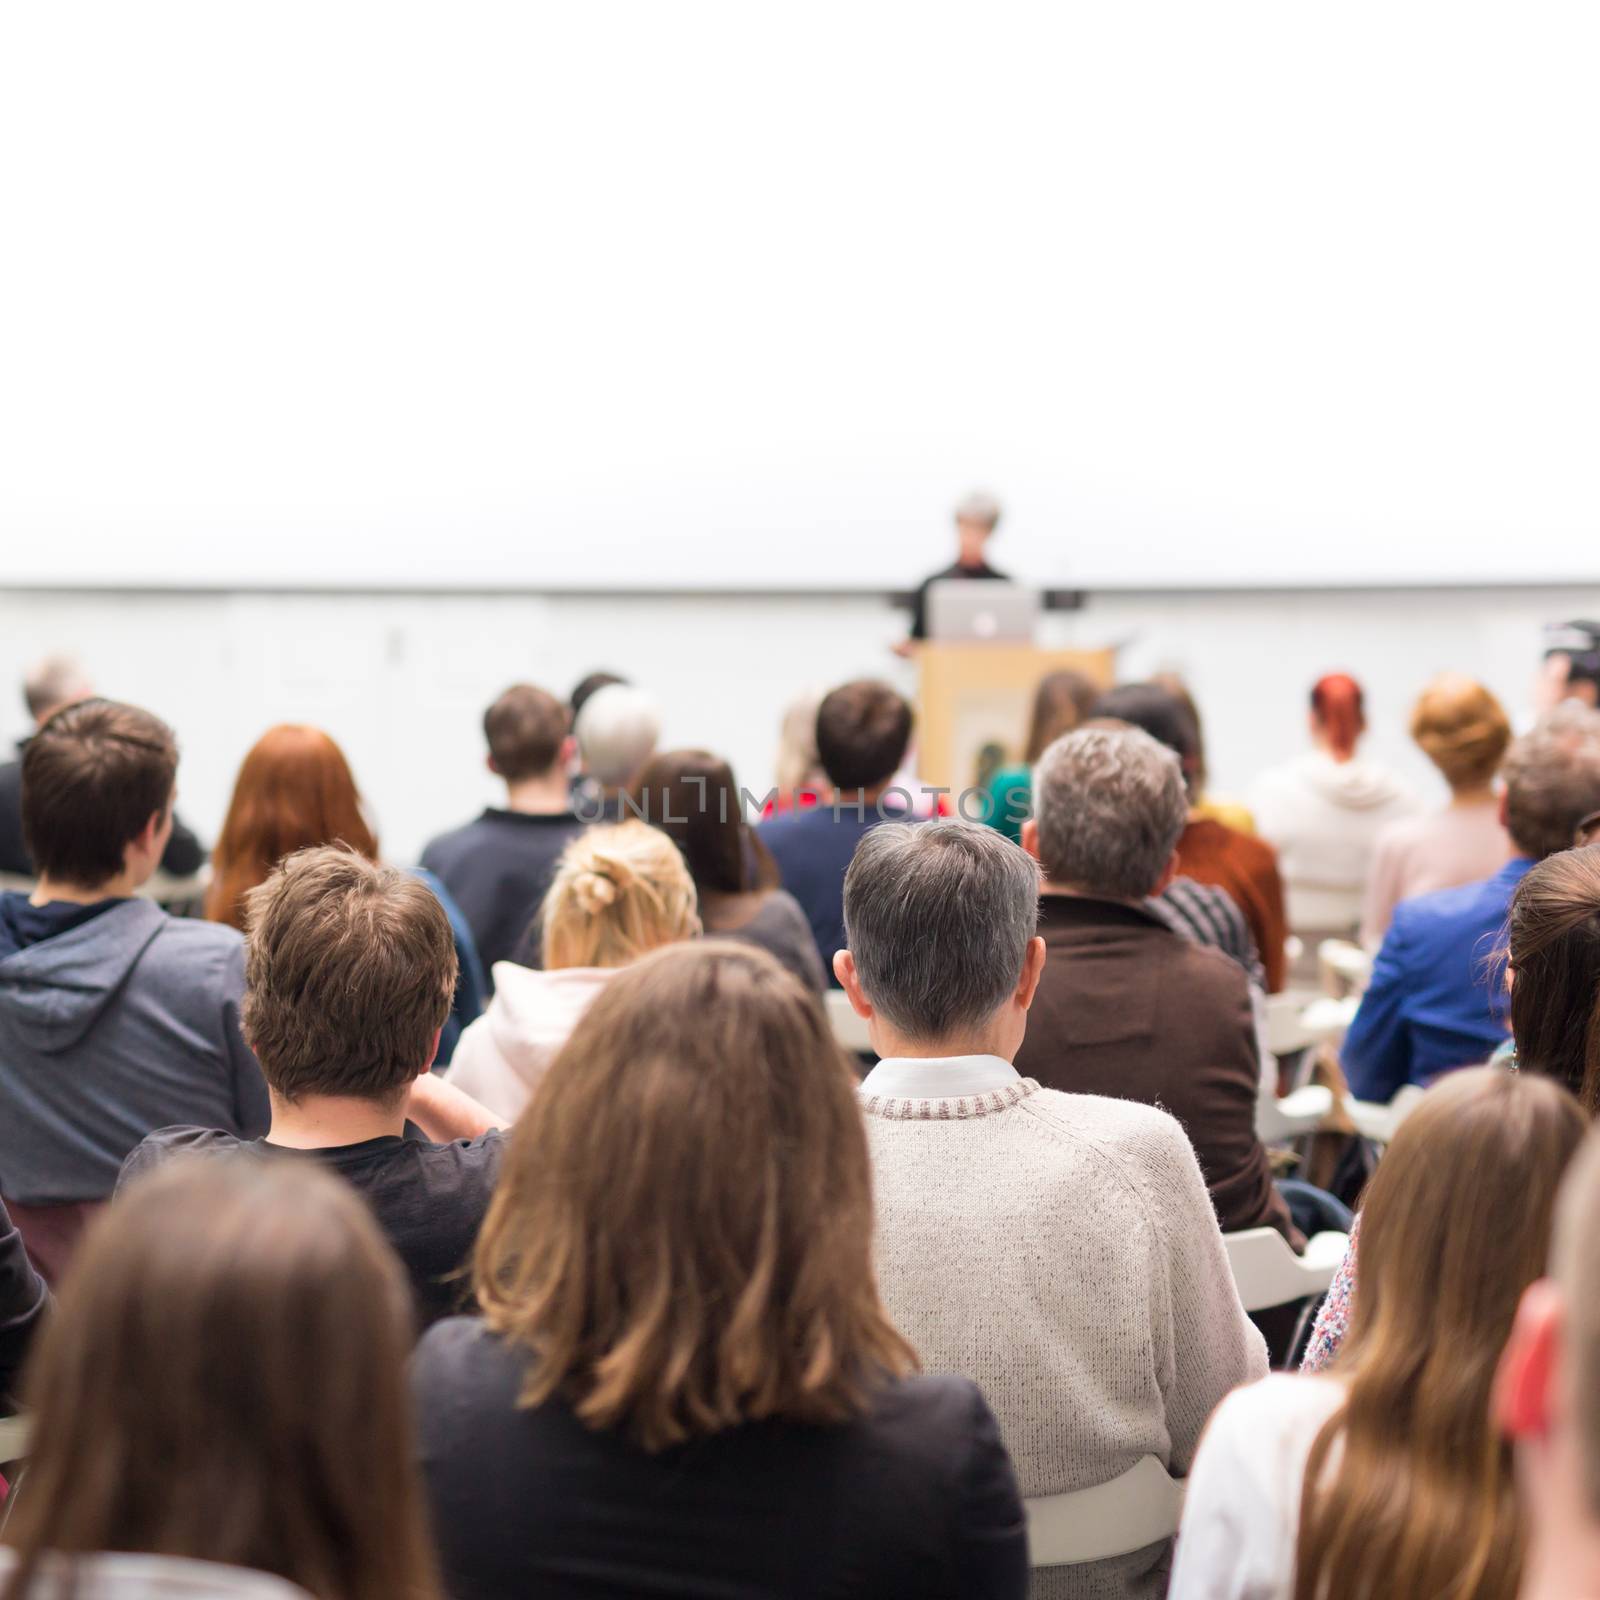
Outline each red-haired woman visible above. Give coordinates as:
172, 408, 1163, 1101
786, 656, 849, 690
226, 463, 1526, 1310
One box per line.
1249, 674, 1419, 941
206, 726, 485, 1061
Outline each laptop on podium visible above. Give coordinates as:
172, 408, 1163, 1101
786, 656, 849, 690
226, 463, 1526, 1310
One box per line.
925, 580, 1041, 643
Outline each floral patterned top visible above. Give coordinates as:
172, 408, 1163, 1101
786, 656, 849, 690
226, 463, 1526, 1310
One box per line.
1300, 1214, 1360, 1373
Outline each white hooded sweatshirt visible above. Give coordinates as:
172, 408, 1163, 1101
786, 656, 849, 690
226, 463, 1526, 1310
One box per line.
444, 963, 616, 1123
1250, 751, 1421, 933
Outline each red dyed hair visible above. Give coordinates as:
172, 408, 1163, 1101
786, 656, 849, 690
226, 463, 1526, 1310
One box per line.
1311, 673, 1366, 761
205, 725, 379, 930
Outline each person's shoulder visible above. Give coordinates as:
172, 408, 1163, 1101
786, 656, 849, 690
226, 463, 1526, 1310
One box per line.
413, 1314, 521, 1399
1201, 1373, 1344, 1465
412, 1127, 507, 1189
861, 1371, 992, 1448
1393, 868, 1507, 931
1020, 1085, 1195, 1168
419, 815, 486, 865
1163, 926, 1252, 1000
148, 910, 244, 958
119, 1124, 247, 1190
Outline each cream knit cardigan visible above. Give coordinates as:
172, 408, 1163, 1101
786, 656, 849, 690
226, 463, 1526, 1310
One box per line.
861, 1078, 1268, 1600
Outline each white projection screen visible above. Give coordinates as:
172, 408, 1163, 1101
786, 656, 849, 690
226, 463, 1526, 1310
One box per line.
2, 3, 1598, 592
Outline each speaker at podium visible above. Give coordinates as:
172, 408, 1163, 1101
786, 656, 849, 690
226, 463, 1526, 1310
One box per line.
916, 582, 1117, 796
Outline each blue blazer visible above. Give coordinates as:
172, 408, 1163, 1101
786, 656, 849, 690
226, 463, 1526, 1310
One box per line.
1342, 857, 1532, 1103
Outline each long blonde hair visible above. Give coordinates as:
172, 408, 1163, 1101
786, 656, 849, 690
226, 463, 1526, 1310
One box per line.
474, 941, 917, 1451
1294, 1067, 1587, 1600
540, 820, 699, 970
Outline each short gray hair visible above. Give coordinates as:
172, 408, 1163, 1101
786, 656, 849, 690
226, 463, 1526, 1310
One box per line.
1033, 726, 1187, 898
575, 684, 661, 788
954, 489, 1001, 529
23, 653, 93, 723
1503, 702, 1600, 859
842, 820, 1039, 1041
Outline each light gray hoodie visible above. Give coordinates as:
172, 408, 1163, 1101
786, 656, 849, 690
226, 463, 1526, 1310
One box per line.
0, 897, 269, 1204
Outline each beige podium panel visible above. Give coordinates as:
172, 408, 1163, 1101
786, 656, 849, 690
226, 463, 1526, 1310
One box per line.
916, 645, 1117, 795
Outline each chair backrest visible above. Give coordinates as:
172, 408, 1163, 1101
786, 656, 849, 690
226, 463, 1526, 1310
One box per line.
1224, 1227, 1348, 1313
1025, 1456, 1184, 1566
0, 1411, 32, 1465
823, 988, 872, 1054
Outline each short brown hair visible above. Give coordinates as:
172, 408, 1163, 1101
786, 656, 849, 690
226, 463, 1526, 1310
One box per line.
241, 846, 458, 1104
1410, 673, 1512, 790
815, 680, 913, 791
484, 684, 569, 781
1503, 704, 1600, 860
21, 699, 177, 887
474, 941, 916, 1451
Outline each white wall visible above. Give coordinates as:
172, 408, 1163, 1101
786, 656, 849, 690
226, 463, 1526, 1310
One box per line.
0, 585, 1592, 866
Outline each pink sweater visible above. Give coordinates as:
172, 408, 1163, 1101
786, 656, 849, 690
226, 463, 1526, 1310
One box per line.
1360, 798, 1514, 950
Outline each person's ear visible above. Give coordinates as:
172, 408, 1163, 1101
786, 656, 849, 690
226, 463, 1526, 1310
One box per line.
1015, 935, 1046, 1012
1020, 818, 1043, 863
559, 735, 578, 766
1152, 847, 1182, 897
1495, 1279, 1563, 1442
1499, 789, 1511, 831
486, 754, 501, 778
418, 1029, 445, 1077
834, 950, 873, 1019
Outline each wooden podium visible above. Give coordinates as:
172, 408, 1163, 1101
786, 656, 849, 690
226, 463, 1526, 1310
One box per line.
916, 644, 1118, 793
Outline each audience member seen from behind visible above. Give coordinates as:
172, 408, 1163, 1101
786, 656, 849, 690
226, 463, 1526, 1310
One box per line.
765, 690, 827, 817
1017, 728, 1300, 1248
1250, 673, 1419, 937
0, 654, 206, 882
1360, 672, 1514, 948
1172, 1067, 1586, 1600
413, 941, 1028, 1600
449, 821, 698, 1122
1304, 844, 1600, 1373
121, 847, 503, 1332
757, 679, 916, 981
983, 668, 1100, 843
1153, 674, 1256, 834
0, 700, 268, 1280
1096, 682, 1290, 991
421, 684, 584, 980
1495, 1125, 1600, 1600
898, 489, 1008, 654
0, 1158, 440, 1600
1342, 704, 1600, 1103
836, 820, 1265, 1600
572, 683, 660, 818
629, 750, 824, 990
205, 724, 485, 1062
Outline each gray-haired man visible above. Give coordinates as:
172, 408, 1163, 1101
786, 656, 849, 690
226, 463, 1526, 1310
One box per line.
1016, 724, 1300, 1247
836, 819, 1265, 1600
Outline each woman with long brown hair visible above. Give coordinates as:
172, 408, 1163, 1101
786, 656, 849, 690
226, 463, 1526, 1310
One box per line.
0, 1158, 440, 1600
1171, 1066, 1587, 1600
413, 941, 1027, 1599
629, 748, 824, 990
984, 668, 1100, 843
206, 724, 484, 1059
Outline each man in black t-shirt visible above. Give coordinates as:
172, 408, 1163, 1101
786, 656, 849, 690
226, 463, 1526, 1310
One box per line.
899, 489, 1009, 652
121, 846, 506, 1332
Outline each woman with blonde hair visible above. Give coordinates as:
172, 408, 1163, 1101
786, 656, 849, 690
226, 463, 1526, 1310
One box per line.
0, 1158, 439, 1600
206, 724, 485, 1060
414, 941, 1027, 1598
1171, 1066, 1587, 1600
444, 820, 698, 1120
1360, 672, 1514, 947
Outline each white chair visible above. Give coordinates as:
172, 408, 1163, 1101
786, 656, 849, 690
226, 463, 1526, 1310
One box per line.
1025, 1456, 1184, 1567
1223, 1227, 1347, 1313
1346, 1083, 1425, 1145
823, 989, 873, 1055
0, 1410, 32, 1464
1256, 1082, 1335, 1143
1318, 938, 1373, 996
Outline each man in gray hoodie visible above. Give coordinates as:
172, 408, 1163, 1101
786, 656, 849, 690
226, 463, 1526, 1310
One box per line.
0, 699, 267, 1273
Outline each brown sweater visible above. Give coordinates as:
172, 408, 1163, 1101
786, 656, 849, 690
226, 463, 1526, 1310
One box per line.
1015, 894, 1301, 1247
1175, 816, 1289, 993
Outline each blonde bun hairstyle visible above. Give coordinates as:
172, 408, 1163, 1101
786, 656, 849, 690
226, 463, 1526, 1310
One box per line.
542, 820, 700, 971
1410, 674, 1512, 791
